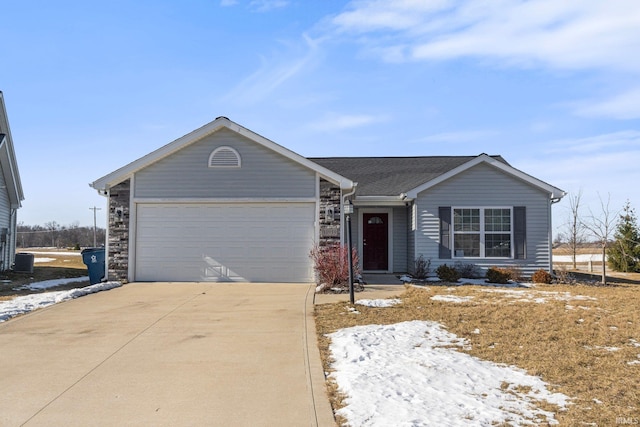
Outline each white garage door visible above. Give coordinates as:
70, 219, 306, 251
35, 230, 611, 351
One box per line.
135, 203, 316, 282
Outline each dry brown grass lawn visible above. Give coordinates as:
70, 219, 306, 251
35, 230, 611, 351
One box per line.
0, 249, 88, 300
316, 283, 640, 426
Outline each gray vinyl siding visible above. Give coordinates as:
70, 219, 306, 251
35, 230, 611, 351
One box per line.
415, 163, 552, 277
407, 203, 416, 274
0, 174, 12, 270
393, 206, 408, 272
134, 128, 316, 199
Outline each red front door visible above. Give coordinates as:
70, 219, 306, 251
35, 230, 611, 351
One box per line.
363, 213, 388, 271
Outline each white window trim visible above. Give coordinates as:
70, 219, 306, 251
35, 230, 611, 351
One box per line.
451, 206, 513, 259
208, 146, 241, 168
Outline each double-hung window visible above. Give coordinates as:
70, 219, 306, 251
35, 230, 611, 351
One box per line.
453, 208, 512, 258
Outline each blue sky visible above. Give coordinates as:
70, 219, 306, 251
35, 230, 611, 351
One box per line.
2, 0, 639, 237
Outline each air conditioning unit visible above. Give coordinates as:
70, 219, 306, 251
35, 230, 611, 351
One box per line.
14, 252, 34, 273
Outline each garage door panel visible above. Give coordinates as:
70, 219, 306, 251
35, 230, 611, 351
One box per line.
135, 203, 315, 282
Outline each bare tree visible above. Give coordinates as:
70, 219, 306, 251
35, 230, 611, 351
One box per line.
562, 190, 587, 269
44, 221, 60, 247
582, 194, 617, 285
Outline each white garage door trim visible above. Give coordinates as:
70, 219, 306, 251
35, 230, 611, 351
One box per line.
134, 201, 316, 283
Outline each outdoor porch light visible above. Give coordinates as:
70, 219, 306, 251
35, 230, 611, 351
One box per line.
343, 201, 354, 215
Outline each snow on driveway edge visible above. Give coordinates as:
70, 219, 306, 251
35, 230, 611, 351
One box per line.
0, 282, 122, 323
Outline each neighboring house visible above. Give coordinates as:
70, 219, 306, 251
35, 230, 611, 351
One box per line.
90, 117, 565, 283
0, 92, 25, 271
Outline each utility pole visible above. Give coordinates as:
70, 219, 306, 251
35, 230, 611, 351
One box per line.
90, 206, 101, 247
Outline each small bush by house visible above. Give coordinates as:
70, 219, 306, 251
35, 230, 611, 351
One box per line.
453, 262, 481, 279
486, 267, 512, 284
414, 255, 431, 280
531, 269, 553, 284
436, 264, 460, 282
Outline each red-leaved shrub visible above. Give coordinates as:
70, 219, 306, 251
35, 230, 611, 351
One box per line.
309, 244, 360, 290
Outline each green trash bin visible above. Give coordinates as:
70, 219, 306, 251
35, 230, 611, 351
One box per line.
81, 248, 105, 285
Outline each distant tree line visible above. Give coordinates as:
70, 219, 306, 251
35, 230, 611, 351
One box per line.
17, 221, 106, 249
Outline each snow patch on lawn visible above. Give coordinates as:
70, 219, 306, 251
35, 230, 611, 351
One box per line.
481, 288, 597, 304
406, 275, 532, 288
329, 320, 570, 426
430, 294, 474, 303
356, 298, 401, 308
33, 257, 56, 263
584, 345, 621, 352
17, 276, 89, 291
0, 282, 121, 323
25, 251, 82, 257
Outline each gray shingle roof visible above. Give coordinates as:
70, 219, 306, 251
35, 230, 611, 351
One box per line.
309, 155, 508, 196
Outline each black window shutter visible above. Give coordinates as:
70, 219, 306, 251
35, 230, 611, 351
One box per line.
514, 206, 526, 259
439, 207, 452, 259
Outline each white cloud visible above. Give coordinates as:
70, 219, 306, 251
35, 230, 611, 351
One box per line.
574, 88, 640, 120
543, 130, 640, 154
332, 0, 453, 32
223, 35, 320, 105
330, 1, 640, 72
308, 113, 386, 132
249, 0, 289, 12
327, 1, 640, 122
512, 131, 640, 228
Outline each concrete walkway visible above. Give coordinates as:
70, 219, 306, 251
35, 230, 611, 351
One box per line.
0, 283, 334, 427
314, 284, 407, 305
314, 274, 408, 305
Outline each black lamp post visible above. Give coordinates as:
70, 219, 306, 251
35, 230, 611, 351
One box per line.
344, 200, 355, 304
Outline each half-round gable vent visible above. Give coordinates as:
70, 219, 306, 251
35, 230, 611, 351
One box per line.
209, 146, 241, 168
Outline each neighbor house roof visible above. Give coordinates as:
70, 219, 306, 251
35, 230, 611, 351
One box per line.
311, 154, 565, 200
0, 92, 24, 209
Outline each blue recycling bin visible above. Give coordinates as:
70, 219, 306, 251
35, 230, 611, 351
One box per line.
81, 248, 105, 285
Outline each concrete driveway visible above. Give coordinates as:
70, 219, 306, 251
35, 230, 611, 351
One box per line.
0, 282, 334, 426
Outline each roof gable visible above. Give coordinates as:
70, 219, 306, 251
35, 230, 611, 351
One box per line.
91, 117, 354, 191
310, 155, 508, 197
312, 154, 564, 201
406, 154, 565, 200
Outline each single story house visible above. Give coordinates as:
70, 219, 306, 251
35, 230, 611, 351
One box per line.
0, 92, 25, 271
90, 117, 565, 283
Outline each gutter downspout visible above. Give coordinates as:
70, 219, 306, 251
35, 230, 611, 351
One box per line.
548, 192, 566, 273
10, 208, 17, 270
105, 189, 110, 282
341, 183, 357, 246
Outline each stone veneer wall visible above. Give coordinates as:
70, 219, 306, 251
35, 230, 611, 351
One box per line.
108, 180, 130, 282
319, 179, 342, 247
